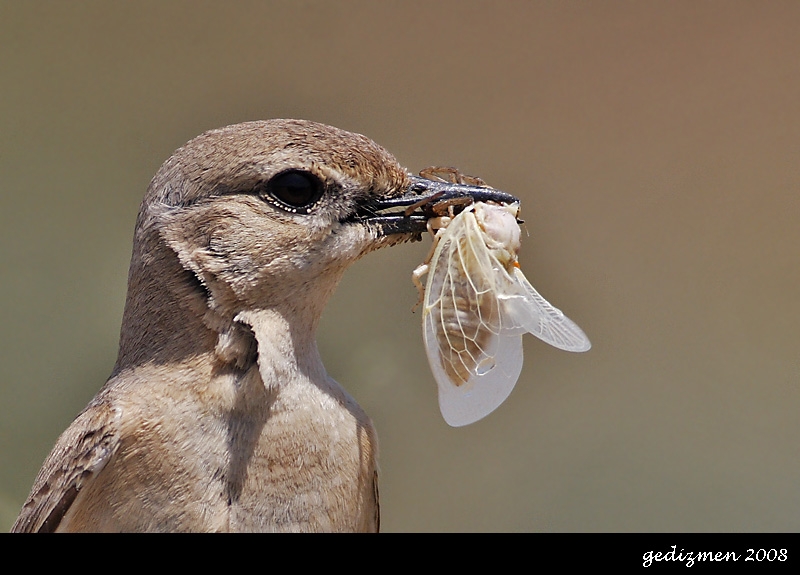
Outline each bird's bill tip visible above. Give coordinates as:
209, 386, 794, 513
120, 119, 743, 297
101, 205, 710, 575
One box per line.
353, 176, 521, 237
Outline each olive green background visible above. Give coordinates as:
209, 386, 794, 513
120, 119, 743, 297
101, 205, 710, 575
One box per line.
2, 2, 798, 532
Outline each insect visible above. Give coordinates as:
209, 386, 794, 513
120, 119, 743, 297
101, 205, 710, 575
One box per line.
413, 192, 591, 427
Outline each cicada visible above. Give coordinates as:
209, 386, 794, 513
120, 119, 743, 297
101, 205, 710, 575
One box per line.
414, 200, 591, 427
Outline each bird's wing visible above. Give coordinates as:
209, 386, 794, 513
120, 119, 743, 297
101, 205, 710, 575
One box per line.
372, 469, 380, 533
12, 399, 120, 533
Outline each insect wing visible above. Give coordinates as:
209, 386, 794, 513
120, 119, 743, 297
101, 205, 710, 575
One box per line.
424, 316, 522, 427
501, 268, 592, 352
422, 209, 524, 426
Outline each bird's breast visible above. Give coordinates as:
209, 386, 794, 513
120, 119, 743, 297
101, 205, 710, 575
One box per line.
222, 367, 379, 532
61, 360, 378, 532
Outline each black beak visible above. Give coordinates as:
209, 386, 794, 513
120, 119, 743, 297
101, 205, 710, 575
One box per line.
355, 175, 521, 238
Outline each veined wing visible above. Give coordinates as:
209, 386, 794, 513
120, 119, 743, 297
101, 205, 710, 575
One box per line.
422, 206, 525, 426
500, 268, 592, 352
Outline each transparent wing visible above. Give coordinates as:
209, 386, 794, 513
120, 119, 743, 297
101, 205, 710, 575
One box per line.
424, 312, 522, 427
420, 202, 591, 427
500, 268, 592, 352
422, 208, 525, 426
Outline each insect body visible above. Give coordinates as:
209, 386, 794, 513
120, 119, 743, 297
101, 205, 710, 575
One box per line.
416, 201, 591, 426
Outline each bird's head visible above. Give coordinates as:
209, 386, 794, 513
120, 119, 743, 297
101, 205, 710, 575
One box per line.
119, 119, 517, 368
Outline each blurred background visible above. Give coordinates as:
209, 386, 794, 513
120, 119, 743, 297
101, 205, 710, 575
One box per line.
2, 1, 798, 532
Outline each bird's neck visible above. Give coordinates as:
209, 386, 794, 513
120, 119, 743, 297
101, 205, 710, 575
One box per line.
235, 307, 328, 390
113, 236, 333, 390
114, 236, 216, 371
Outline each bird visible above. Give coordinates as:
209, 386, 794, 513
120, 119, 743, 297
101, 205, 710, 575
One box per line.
12, 119, 518, 532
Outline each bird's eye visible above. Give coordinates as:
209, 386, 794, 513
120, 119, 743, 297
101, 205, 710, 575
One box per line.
261, 170, 324, 214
